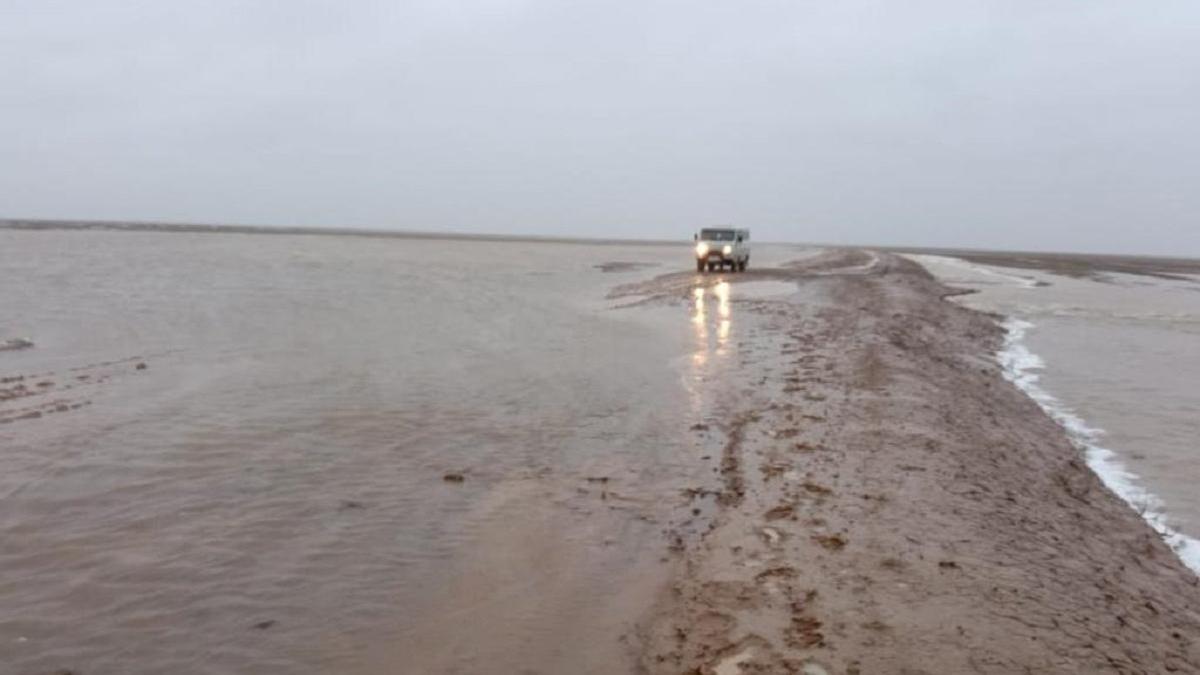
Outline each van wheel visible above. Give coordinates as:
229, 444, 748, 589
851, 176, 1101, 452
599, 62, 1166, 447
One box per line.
707, 263, 716, 272
697, 260, 705, 273
739, 260, 747, 272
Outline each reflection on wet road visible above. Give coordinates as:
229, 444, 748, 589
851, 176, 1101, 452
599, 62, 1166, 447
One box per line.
684, 277, 801, 417
690, 279, 733, 369
686, 279, 739, 422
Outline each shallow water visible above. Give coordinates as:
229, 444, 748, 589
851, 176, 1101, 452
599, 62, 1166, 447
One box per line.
910, 254, 1200, 568
0, 230, 801, 674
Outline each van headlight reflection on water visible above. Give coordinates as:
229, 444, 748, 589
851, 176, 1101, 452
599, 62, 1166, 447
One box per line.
714, 281, 731, 318
691, 282, 733, 363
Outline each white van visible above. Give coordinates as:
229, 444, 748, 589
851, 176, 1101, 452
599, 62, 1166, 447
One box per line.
693, 227, 750, 273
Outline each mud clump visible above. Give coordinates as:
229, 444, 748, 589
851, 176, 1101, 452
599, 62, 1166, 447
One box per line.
754, 567, 797, 582
812, 534, 847, 551
787, 616, 825, 648
802, 482, 832, 496
760, 462, 790, 480
764, 504, 795, 521
682, 487, 719, 500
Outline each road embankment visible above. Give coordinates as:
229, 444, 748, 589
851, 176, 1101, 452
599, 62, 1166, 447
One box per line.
619, 250, 1200, 674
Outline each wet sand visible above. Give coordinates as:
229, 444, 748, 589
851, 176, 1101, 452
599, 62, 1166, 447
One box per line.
618, 250, 1200, 673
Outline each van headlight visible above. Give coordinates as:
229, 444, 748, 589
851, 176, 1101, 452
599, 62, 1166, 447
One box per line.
696, 242, 709, 257
722, 245, 732, 255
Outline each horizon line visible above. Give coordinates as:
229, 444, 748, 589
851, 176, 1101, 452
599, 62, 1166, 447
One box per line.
2, 216, 1197, 263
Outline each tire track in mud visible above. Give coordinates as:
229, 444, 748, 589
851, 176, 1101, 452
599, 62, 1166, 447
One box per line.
716, 413, 755, 508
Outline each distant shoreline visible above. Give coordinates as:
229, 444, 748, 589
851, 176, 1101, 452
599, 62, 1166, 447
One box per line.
0, 217, 683, 248
890, 246, 1200, 282
4, 218, 1199, 278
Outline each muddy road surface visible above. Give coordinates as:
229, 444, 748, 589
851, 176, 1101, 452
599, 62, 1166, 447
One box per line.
620, 249, 1200, 674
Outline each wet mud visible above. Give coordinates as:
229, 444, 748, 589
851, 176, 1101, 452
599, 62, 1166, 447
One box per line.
622, 250, 1200, 674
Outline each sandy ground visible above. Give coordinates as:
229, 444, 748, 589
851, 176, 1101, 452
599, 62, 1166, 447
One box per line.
615, 250, 1200, 674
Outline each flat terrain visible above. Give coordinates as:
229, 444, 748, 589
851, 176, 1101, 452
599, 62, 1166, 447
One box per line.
5, 229, 1198, 674
894, 247, 1200, 282
616, 250, 1200, 674
10, 218, 1198, 282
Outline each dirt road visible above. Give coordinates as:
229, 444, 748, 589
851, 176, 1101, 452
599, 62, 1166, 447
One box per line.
616, 250, 1200, 674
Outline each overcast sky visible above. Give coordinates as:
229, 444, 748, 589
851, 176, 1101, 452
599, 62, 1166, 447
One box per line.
3, 1, 1198, 254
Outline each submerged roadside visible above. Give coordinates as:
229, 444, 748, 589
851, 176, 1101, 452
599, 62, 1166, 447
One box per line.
617, 250, 1200, 673
907, 251, 1200, 573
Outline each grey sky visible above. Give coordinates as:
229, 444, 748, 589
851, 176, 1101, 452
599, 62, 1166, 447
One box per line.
3, 1, 1198, 255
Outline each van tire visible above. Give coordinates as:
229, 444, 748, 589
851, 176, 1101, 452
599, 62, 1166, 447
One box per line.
697, 260, 705, 273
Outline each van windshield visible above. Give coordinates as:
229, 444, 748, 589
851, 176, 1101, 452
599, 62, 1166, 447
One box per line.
699, 229, 736, 241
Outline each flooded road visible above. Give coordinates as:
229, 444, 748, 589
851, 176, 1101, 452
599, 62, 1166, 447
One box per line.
0, 230, 800, 674
6, 235, 1199, 673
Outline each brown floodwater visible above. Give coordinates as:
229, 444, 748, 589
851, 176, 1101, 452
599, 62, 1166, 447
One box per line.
0, 229, 802, 674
